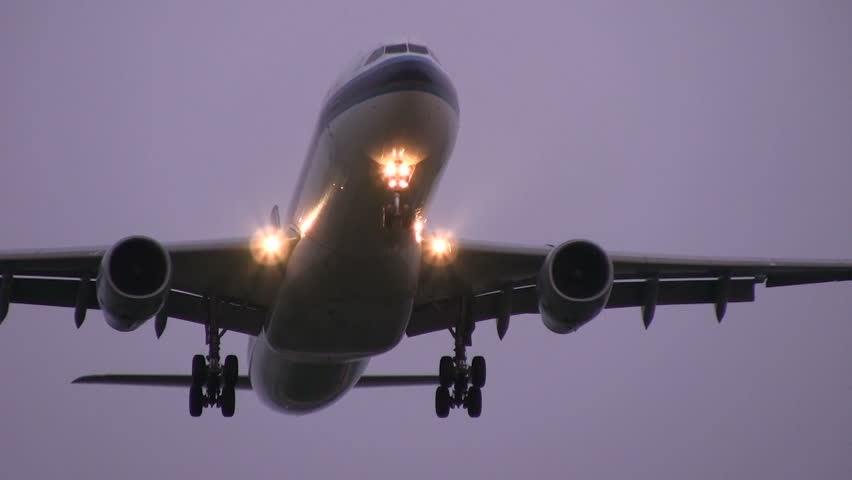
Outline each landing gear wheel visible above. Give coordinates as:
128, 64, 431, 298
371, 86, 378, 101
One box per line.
223, 355, 239, 387
435, 386, 450, 418
189, 385, 204, 417
471, 356, 486, 388
191, 354, 207, 387
439, 356, 455, 388
221, 385, 236, 418
466, 387, 482, 418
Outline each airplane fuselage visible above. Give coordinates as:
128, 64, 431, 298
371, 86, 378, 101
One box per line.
248, 51, 459, 413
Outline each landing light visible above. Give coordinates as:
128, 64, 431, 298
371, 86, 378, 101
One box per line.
430, 237, 451, 256
251, 227, 288, 265
380, 147, 414, 191
384, 163, 397, 177
263, 234, 282, 254
424, 232, 455, 266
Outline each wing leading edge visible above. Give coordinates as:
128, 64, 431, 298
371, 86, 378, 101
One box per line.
0, 237, 292, 335
4, 236, 851, 338
408, 239, 852, 337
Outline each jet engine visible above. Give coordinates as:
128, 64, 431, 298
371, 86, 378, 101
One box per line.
97, 236, 172, 332
536, 240, 614, 334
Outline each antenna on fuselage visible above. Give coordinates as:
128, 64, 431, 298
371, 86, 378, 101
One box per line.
270, 205, 281, 230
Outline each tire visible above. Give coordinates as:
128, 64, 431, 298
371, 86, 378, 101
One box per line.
435, 386, 450, 418
223, 355, 239, 387
221, 385, 236, 418
439, 356, 454, 388
471, 356, 486, 388
191, 354, 207, 387
189, 385, 204, 417
466, 387, 482, 418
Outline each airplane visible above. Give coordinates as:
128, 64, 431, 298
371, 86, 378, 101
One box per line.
2, 42, 851, 419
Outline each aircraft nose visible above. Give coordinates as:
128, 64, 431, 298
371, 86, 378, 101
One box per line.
321, 55, 459, 125
375, 56, 458, 113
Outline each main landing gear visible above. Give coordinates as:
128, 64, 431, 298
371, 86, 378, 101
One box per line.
189, 299, 239, 418
434, 297, 487, 419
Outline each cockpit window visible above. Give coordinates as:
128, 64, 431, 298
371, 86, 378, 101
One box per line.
364, 47, 384, 66
408, 44, 428, 55
384, 43, 407, 54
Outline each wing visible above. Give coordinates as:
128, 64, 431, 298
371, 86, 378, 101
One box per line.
72, 374, 439, 389
0, 237, 292, 335
408, 239, 852, 336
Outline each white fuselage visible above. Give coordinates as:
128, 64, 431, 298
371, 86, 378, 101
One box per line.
248, 52, 459, 413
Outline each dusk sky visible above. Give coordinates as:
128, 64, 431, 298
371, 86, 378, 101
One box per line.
2, 1, 852, 478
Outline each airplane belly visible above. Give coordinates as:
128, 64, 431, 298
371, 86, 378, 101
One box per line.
249, 333, 368, 414
264, 236, 418, 361
263, 90, 458, 361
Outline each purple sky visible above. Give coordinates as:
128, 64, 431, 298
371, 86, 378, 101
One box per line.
2, 1, 852, 477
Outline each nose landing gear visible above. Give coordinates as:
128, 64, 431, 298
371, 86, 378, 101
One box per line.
434, 296, 487, 418
382, 193, 414, 230
188, 299, 240, 418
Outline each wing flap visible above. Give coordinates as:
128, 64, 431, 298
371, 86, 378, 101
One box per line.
765, 271, 852, 287
6, 277, 265, 335
611, 252, 852, 281
165, 293, 266, 335
407, 279, 757, 336
166, 237, 286, 308
606, 278, 756, 308
416, 240, 547, 303
8, 277, 99, 309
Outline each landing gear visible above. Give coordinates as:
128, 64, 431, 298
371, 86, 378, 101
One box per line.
223, 354, 238, 387
188, 299, 240, 417
191, 354, 207, 387
439, 356, 454, 388
434, 297, 487, 419
465, 386, 482, 418
220, 383, 236, 418
433, 355, 487, 419
435, 386, 450, 418
381, 194, 414, 230
470, 355, 486, 388
189, 385, 203, 417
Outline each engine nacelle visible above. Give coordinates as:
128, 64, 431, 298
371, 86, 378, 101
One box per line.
97, 236, 172, 332
536, 240, 614, 334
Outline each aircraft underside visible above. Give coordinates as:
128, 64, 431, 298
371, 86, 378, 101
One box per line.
6, 43, 852, 421
243, 79, 459, 413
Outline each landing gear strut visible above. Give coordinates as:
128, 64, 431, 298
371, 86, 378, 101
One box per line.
189, 299, 239, 418
382, 192, 414, 230
435, 296, 486, 418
